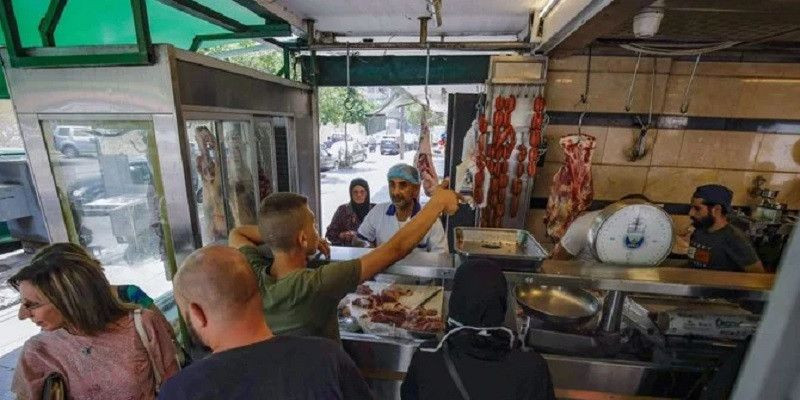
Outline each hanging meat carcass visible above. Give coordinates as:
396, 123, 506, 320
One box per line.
543, 134, 597, 240
194, 126, 228, 241
414, 110, 440, 197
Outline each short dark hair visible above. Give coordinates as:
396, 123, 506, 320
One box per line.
258, 192, 310, 252
10, 249, 130, 335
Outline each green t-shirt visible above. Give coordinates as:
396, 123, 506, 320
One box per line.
239, 245, 361, 342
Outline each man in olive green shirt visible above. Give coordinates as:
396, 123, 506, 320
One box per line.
230, 182, 460, 341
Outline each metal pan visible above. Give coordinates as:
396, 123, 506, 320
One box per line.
514, 283, 601, 327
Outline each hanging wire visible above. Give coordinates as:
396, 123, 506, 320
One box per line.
577, 47, 592, 137
624, 52, 642, 112
680, 54, 701, 114
424, 43, 431, 110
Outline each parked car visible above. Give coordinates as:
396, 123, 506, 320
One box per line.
68, 157, 200, 216
380, 136, 400, 155
53, 125, 99, 158
329, 140, 367, 166
320, 145, 337, 171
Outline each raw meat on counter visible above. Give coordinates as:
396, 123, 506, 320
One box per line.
343, 283, 445, 337
543, 134, 597, 240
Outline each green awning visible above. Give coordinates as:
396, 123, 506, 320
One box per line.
1, 0, 267, 50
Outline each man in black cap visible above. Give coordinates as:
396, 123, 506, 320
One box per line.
401, 258, 555, 400
687, 184, 764, 273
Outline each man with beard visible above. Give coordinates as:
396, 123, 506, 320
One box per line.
357, 164, 448, 253
687, 184, 764, 273
160, 246, 372, 400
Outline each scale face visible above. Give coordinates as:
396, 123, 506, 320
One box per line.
590, 202, 674, 266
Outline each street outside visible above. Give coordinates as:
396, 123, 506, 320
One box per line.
320, 148, 445, 235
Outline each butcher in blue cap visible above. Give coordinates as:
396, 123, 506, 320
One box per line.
357, 163, 448, 253
687, 184, 763, 272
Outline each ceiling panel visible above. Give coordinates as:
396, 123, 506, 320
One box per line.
279, 0, 540, 37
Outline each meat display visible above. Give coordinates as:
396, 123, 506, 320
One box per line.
474, 90, 547, 227
543, 134, 597, 240
483, 95, 517, 227
347, 284, 444, 336
414, 111, 439, 197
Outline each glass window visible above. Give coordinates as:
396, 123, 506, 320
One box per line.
221, 121, 258, 228
185, 121, 227, 245
40, 119, 172, 299
254, 119, 276, 204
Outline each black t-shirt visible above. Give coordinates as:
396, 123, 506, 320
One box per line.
688, 224, 759, 272
401, 337, 555, 400
158, 336, 372, 400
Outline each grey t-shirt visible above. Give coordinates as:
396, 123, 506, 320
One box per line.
158, 336, 372, 400
688, 224, 759, 272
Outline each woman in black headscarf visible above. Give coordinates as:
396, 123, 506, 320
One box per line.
325, 178, 375, 246
401, 258, 555, 400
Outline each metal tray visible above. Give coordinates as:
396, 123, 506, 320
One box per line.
454, 227, 549, 261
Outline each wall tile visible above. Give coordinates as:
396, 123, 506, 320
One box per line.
755, 134, 800, 173
544, 125, 607, 163
651, 129, 684, 166
545, 71, 668, 114
717, 170, 759, 206
713, 131, 762, 170
674, 62, 789, 78
677, 130, 721, 168
735, 79, 800, 119
765, 173, 800, 209
662, 76, 744, 117
644, 167, 719, 204
592, 165, 648, 200
525, 209, 554, 249
601, 127, 656, 166
531, 161, 562, 198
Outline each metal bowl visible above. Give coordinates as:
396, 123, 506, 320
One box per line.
514, 283, 601, 327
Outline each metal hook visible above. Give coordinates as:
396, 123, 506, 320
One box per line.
577, 111, 586, 136
624, 52, 642, 112
680, 54, 701, 114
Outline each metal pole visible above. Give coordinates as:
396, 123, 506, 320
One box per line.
308, 41, 534, 52
418, 16, 430, 44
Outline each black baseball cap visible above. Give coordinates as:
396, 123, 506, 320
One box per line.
693, 184, 733, 212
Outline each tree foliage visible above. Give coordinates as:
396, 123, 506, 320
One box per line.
200, 40, 290, 78
318, 87, 377, 126
404, 103, 445, 127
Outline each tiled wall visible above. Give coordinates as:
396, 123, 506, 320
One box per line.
526, 56, 800, 247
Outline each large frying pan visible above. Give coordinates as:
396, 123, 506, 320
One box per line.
514, 283, 601, 327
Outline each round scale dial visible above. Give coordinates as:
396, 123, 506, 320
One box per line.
591, 203, 674, 266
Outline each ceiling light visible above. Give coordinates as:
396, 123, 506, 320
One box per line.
633, 7, 664, 38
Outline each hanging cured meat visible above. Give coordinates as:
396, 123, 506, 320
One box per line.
543, 134, 597, 240
414, 111, 439, 197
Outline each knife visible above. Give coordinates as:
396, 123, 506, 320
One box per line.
415, 288, 443, 309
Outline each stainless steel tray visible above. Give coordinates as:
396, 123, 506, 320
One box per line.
454, 227, 549, 260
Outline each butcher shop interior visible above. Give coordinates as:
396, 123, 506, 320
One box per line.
0, 0, 799, 399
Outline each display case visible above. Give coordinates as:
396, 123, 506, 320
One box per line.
2, 45, 319, 296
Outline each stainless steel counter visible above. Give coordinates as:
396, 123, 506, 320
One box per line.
334, 247, 768, 399
510, 259, 774, 301
330, 246, 773, 300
